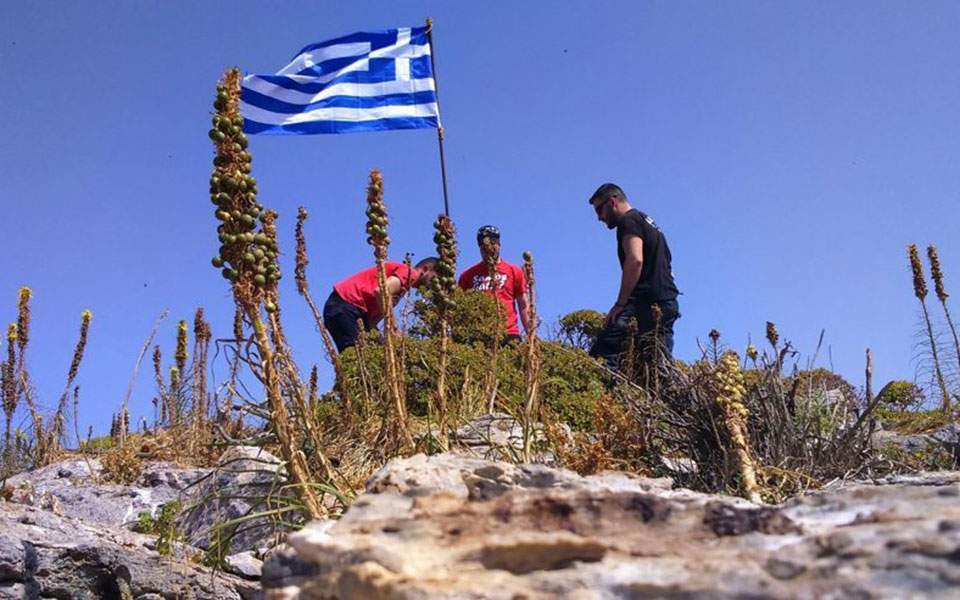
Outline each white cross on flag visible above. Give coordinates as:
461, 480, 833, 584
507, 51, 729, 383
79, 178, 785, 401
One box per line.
240, 27, 440, 135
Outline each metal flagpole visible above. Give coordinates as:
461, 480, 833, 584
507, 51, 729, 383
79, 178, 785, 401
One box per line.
425, 17, 451, 217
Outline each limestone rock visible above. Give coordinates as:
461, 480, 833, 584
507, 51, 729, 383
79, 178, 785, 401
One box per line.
263, 453, 960, 599
6, 457, 208, 530
450, 412, 568, 463
0, 501, 257, 599
179, 446, 289, 553
226, 551, 264, 579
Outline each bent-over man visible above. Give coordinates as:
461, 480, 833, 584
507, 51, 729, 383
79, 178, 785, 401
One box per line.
324, 257, 438, 352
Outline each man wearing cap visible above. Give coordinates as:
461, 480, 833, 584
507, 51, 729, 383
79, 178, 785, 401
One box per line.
458, 226, 531, 344
587, 183, 680, 369
324, 257, 438, 352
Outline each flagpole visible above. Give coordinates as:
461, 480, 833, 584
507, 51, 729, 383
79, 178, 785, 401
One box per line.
426, 18, 451, 217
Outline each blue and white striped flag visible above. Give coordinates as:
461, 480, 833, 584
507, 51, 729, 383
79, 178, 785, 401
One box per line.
241, 27, 440, 135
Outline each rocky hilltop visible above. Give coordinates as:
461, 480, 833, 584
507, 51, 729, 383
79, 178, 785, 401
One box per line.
2, 451, 959, 599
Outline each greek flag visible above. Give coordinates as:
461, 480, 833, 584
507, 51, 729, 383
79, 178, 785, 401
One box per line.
241, 27, 440, 135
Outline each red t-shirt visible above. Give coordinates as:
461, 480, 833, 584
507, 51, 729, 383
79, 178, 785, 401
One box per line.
334, 262, 417, 324
458, 260, 527, 335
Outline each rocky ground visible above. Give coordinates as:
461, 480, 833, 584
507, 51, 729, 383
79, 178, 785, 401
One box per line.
262, 454, 960, 600
2, 442, 959, 598
0, 446, 281, 599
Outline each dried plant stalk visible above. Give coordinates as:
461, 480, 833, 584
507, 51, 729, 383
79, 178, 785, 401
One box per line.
928, 245, 960, 388
192, 307, 211, 428
2, 324, 17, 467
430, 215, 458, 449
365, 169, 412, 450
209, 67, 323, 518
483, 238, 503, 412
295, 206, 352, 414
909, 244, 950, 411
521, 251, 541, 462
51, 309, 92, 448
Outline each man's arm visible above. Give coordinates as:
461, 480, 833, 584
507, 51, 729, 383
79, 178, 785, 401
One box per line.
517, 292, 532, 333
372, 275, 405, 326
607, 234, 644, 325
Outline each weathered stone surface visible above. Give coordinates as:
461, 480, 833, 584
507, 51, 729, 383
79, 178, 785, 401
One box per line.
179, 446, 289, 553
227, 550, 264, 579
449, 413, 569, 464
263, 454, 960, 599
874, 423, 960, 464
0, 501, 258, 599
6, 457, 209, 530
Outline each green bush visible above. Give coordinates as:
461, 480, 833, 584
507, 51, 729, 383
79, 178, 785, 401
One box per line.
410, 287, 504, 346
875, 380, 925, 411
556, 309, 605, 351
336, 336, 610, 432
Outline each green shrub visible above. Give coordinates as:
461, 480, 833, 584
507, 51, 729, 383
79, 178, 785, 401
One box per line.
336, 337, 611, 432
556, 309, 605, 351
411, 287, 504, 346
875, 380, 925, 411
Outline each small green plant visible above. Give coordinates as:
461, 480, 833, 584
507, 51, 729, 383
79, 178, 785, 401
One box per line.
134, 500, 183, 557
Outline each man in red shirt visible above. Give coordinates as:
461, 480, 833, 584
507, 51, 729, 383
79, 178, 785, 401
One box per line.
458, 226, 530, 343
324, 257, 438, 351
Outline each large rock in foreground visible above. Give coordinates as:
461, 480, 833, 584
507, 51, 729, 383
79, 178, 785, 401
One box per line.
263, 454, 960, 599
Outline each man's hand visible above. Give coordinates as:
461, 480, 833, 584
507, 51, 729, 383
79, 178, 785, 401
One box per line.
605, 302, 626, 327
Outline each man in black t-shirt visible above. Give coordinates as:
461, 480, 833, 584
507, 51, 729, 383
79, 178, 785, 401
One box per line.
587, 182, 680, 370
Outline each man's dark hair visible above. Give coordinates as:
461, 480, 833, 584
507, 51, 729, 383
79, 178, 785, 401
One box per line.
415, 256, 439, 270
588, 183, 626, 205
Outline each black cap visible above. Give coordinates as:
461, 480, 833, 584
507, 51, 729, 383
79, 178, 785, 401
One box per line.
477, 225, 500, 244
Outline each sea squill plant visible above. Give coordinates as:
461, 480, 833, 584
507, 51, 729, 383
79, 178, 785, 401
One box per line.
715, 351, 762, 503
430, 214, 458, 448
928, 245, 960, 393
521, 251, 541, 462
909, 244, 950, 411
295, 206, 352, 414
50, 310, 92, 449
152, 345, 167, 427
15, 288, 30, 386
208, 68, 324, 518
483, 237, 503, 411
2, 324, 17, 467
366, 169, 412, 451
16, 291, 43, 454
171, 320, 188, 425
191, 308, 212, 428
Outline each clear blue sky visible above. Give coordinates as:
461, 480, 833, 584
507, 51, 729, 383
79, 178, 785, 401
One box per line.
2, 2, 959, 437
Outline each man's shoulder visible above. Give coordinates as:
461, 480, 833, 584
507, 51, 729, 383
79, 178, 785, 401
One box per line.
618, 209, 659, 235
461, 261, 485, 276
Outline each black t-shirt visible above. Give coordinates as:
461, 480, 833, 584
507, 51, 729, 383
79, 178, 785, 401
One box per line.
616, 209, 679, 302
